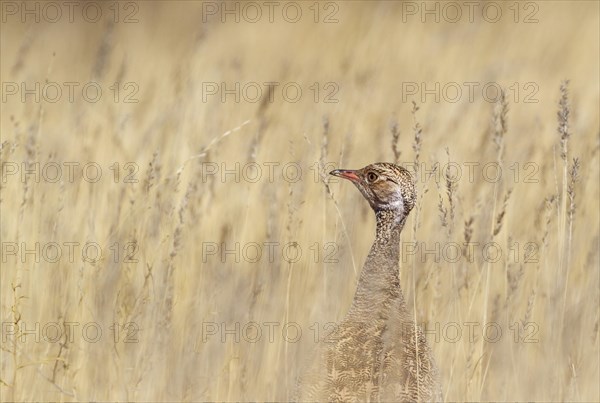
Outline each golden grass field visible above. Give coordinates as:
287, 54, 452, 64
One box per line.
1, 1, 599, 401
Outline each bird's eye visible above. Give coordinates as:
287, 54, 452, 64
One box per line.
366, 172, 378, 182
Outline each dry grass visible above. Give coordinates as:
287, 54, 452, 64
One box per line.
1, 2, 599, 401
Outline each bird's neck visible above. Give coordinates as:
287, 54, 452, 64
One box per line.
374, 209, 405, 251
346, 209, 407, 320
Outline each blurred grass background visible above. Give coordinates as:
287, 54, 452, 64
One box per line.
1, 1, 599, 401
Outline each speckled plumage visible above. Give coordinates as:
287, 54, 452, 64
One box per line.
296, 163, 442, 402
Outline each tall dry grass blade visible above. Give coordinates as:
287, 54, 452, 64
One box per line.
411, 101, 422, 175
390, 120, 401, 164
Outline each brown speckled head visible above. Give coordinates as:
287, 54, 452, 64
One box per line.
330, 162, 416, 215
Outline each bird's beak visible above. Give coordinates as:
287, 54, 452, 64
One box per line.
330, 169, 360, 182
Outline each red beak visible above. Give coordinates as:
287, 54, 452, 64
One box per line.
330, 169, 360, 182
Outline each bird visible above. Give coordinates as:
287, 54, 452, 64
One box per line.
295, 162, 442, 402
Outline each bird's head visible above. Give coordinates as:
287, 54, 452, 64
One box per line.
330, 162, 416, 216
